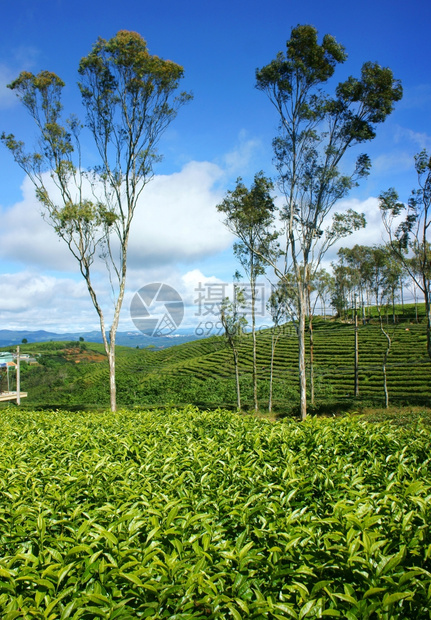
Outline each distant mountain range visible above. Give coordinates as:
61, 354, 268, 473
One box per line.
0, 329, 200, 349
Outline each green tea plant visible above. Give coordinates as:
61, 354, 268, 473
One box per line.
6, 320, 431, 411
0, 408, 430, 618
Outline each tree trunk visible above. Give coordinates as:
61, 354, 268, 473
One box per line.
298, 298, 307, 421
354, 296, 359, 397
108, 346, 116, 412
269, 330, 281, 413
16, 346, 20, 405
309, 326, 314, 406
423, 274, 431, 361
251, 279, 258, 412
269, 334, 275, 413
382, 355, 389, 408
308, 286, 315, 406
233, 348, 241, 411
378, 306, 391, 408
83, 267, 121, 413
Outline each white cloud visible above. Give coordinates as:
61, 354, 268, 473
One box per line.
222, 130, 262, 176
128, 160, 233, 267
0, 194, 398, 333
318, 197, 389, 270
0, 179, 77, 271
0, 161, 233, 273
180, 268, 225, 308
0, 271, 97, 331
393, 126, 431, 151
0, 159, 239, 331
120, 267, 228, 332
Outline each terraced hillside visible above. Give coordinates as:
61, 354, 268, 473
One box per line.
4, 318, 430, 411
163, 321, 431, 408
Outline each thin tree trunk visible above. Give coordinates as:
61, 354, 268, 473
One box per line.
423, 274, 431, 360
309, 323, 314, 406
106, 241, 129, 413
269, 330, 281, 413
308, 286, 315, 406
84, 273, 118, 412
16, 346, 20, 405
354, 295, 359, 397
108, 347, 116, 412
378, 305, 391, 408
298, 298, 307, 421
382, 353, 389, 408
269, 334, 275, 413
251, 278, 258, 412
233, 348, 241, 411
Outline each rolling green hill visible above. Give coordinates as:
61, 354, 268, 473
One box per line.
2, 316, 430, 412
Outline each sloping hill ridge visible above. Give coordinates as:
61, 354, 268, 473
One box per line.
8, 319, 431, 411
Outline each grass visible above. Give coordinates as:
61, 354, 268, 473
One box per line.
355, 405, 431, 428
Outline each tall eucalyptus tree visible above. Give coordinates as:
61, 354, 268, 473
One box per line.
2, 31, 192, 411
255, 24, 402, 419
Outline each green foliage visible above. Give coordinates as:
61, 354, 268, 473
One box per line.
8, 318, 431, 412
216, 172, 278, 277
256, 25, 402, 224
77, 30, 192, 182
0, 408, 430, 617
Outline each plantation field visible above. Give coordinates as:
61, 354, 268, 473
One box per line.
0, 407, 430, 618
7, 319, 431, 412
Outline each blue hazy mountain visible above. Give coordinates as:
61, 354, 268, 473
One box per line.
0, 329, 200, 349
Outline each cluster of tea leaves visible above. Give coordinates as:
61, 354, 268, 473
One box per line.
0, 407, 430, 619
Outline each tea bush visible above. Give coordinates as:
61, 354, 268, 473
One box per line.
0, 408, 430, 618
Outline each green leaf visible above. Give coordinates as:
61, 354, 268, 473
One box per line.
363, 587, 386, 598
376, 547, 405, 577
310, 580, 332, 596
332, 592, 358, 605
234, 598, 250, 614
273, 603, 298, 618
227, 603, 242, 620
299, 600, 318, 619
382, 591, 413, 606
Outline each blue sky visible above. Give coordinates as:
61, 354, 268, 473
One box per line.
0, 0, 430, 334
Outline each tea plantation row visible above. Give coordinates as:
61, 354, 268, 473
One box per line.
0, 407, 430, 618
12, 320, 431, 411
